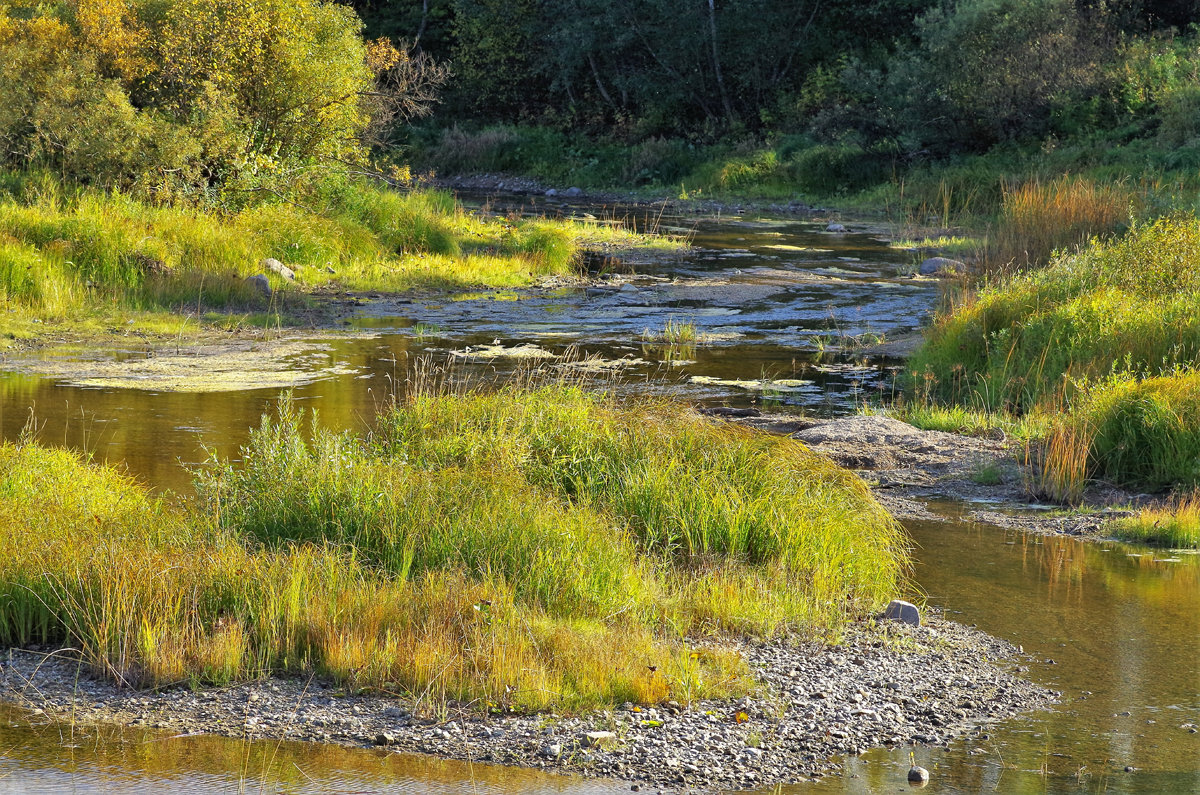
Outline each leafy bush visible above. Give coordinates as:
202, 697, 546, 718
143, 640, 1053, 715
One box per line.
0, 1, 410, 197
787, 144, 894, 194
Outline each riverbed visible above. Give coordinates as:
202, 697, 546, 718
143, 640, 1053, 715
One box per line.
0, 198, 1196, 793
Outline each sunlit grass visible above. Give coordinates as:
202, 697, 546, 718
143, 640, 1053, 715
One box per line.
905, 217, 1200, 498
869, 402, 1048, 442
0, 384, 908, 711
641, 317, 701, 345
0, 173, 682, 339
979, 176, 1134, 273
1112, 493, 1200, 548
889, 234, 982, 260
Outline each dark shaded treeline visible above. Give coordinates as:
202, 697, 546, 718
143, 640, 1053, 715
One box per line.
346, 0, 1200, 158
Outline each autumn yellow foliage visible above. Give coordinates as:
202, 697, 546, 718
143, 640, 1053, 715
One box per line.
0, 0, 382, 197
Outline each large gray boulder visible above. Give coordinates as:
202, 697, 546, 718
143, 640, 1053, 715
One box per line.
245, 273, 272, 297
826, 222, 847, 233
918, 257, 966, 276
883, 599, 921, 627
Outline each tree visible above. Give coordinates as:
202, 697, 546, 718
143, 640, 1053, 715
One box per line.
0, 0, 446, 195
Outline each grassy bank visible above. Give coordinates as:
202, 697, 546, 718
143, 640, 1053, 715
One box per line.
0, 384, 907, 711
0, 173, 680, 342
412, 124, 1200, 278
903, 217, 1200, 501
1111, 494, 1200, 549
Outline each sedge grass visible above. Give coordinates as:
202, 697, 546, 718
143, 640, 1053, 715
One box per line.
906, 217, 1200, 496
641, 317, 701, 345
1, 384, 908, 710
978, 176, 1134, 274
908, 217, 1200, 413
1112, 493, 1200, 548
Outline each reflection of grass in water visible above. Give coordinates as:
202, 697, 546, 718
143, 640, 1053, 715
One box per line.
0, 380, 906, 713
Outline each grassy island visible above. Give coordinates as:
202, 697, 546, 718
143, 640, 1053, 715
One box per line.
901, 217, 1200, 545
0, 384, 907, 710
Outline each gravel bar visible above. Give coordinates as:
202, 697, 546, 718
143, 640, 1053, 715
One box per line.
0, 611, 1056, 792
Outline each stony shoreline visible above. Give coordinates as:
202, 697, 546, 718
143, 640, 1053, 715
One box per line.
738, 412, 1148, 540
1, 612, 1055, 792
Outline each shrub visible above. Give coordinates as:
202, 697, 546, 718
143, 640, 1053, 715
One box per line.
0, 1, 396, 196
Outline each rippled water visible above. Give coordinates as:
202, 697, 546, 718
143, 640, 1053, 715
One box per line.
1, 202, 1196, 793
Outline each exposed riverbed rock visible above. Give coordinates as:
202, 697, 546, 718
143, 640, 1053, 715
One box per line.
779, 414, 1146, 538
918, 257, 966, 276
0, 616, 1055, 793
262, 258, 296, 281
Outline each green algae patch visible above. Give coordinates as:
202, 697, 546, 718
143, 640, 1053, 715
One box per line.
6, 337, 371, 392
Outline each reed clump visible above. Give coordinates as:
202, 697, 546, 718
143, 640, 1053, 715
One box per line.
1, 385, 908, 711
641, 317, 701, 345
979, 176, 1134, 273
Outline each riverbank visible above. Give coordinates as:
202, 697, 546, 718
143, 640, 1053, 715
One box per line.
0, 174, 684, 347
727, 410, 1147, 539
435, 173, 828, 220
0, 616, 1056, 792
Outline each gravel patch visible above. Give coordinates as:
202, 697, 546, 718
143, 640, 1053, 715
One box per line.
0, 613, 1055, 792
774, 414, 1148, 539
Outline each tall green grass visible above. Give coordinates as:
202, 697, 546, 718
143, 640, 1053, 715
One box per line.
979, 176, 1134, 273
1, 385, 908, 710
909, 217, 1200, 412
370, 383, 906, 617
1112, 492, 1200, 548
0, 173, 679, 335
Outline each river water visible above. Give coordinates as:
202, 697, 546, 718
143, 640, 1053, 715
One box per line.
0, 201, 1196, 793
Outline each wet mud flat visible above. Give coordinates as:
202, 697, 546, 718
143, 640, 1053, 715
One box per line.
0, 616, 1055, 793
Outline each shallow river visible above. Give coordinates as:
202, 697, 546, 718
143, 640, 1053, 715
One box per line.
0, 200, 1196, 793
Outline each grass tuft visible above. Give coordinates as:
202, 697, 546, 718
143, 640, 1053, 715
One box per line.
1112, 493, 1200, 548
